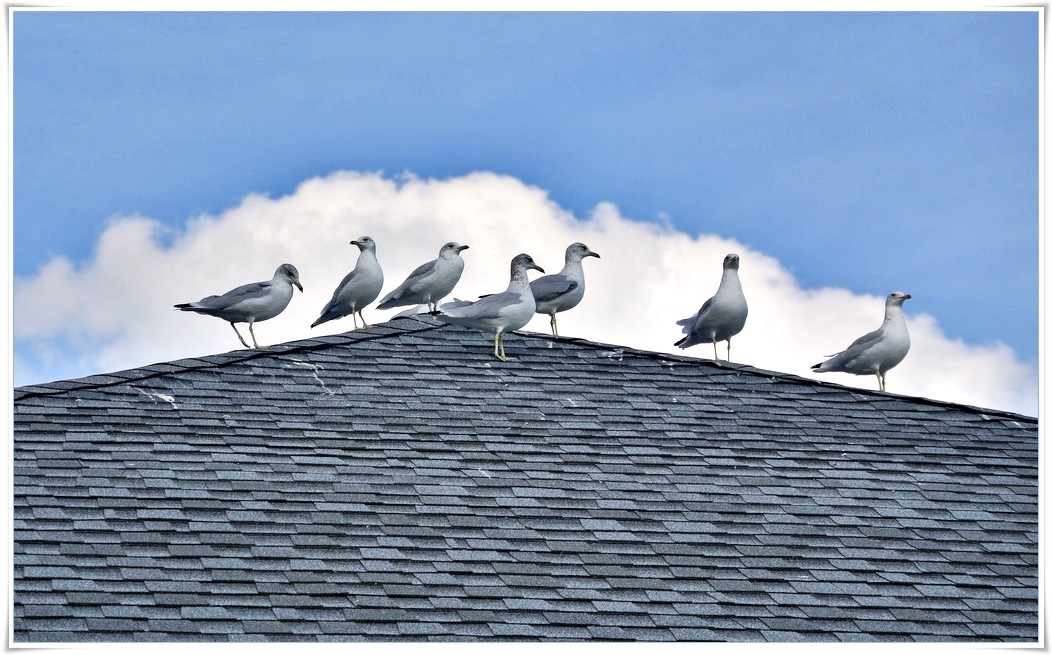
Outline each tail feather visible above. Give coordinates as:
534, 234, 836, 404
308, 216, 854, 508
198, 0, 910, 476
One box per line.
433, 312, 474, 327
311, 305, 341, 328
676, 315, 696, 335
812, 351, 843, 371
311, 297, 343, 328
376, 290, 405, 310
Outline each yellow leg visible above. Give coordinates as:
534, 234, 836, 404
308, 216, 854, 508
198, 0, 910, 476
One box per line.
230, 323, 250, 348
550, 314, 558, 337
495, 331, 514, 362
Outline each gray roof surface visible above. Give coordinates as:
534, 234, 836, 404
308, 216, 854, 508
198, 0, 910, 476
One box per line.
13, 315, 1039, 643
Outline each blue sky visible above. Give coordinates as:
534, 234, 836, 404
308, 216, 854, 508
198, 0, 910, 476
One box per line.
10, 9, 1040, 407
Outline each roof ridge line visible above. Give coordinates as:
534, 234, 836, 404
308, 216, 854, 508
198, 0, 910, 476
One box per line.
13, 317, 446, 401
15, 315, 1037, 421
512, 329, 1038, 423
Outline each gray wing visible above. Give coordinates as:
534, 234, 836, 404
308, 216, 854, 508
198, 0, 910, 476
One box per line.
321, 270, 358, 310
377, 260, 438, 308
530, 274, 577, 303
195, 280, 273, 310
449, 291, 523, 320
400, 259, 438, 288
831, 327, 886, 359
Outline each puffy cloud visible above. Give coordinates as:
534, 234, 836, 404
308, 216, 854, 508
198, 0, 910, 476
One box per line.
14, 170, 1038, 416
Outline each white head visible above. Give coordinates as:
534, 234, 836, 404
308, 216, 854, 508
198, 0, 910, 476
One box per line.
566, 242, 601, 263
276, 263, 303, 292
511, 253, 545, 277
886, 291, 912, 307
440, 241, 470, 256
351, 236, 377, 253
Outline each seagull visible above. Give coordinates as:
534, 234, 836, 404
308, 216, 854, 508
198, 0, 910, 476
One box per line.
311, 236, 384, 329
435, 253, 544, 362
174, 263, 303, 349
811, 291, 912, 392
530, 242, 600, 336
376, 242, 469, 313
674, 253, 748, 361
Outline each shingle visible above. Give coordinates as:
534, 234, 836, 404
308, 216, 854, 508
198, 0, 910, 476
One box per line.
12, 315, 1038, 643
669, 626, 723, 641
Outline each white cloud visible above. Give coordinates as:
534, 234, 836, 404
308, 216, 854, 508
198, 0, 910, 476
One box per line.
13, 170, 1038, 416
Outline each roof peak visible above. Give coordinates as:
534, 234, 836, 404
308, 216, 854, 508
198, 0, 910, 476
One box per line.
13, 314, 1036, 422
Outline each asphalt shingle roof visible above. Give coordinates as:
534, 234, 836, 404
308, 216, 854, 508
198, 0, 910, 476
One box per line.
13, 315, 1039, 642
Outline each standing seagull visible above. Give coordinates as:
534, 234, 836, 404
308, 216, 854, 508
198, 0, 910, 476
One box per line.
811, 291, 912, 392
435, 253, 544, 362
674, 253, 748, 361
530, 242, 601, 336
311, 236, 384, 329
174, 263, 303, 349
376, 242, 469, 313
